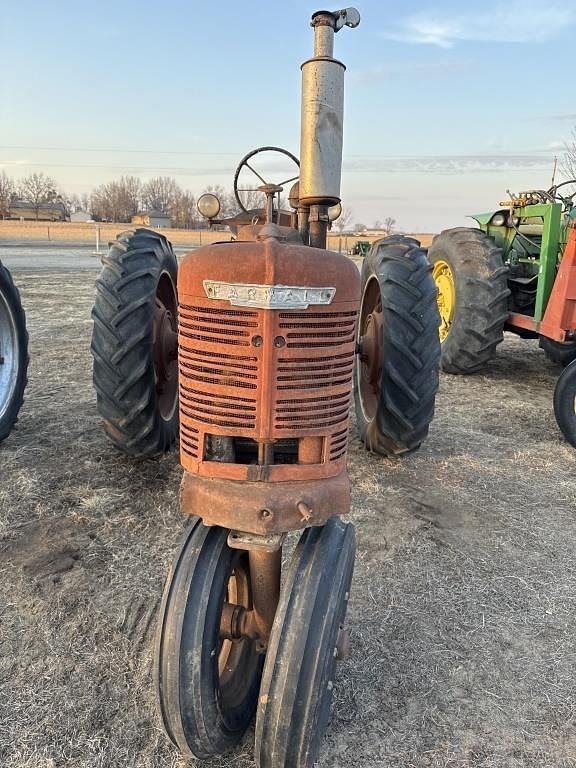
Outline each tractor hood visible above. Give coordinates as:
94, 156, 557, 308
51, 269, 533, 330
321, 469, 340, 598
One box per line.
469, 212, 492, 228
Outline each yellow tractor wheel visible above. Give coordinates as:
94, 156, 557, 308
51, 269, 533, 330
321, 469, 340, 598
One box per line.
432, 259, 455, 342
427, 228, 509, 373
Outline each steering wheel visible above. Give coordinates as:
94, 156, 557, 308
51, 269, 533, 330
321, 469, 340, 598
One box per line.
547, 179, 576, 207
233, 146, 300, 214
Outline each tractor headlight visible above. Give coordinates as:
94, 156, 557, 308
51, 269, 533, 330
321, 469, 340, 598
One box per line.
328, 202, 342, 222
197, 193, 221, 220
288, 182, 300, 210
491, 213, 506, 226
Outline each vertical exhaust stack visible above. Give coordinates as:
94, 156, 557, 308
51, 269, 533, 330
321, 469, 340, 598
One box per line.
299, 7, 360, 247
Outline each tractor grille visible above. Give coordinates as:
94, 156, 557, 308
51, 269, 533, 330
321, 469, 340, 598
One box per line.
273, 310, 356, 432
179, 304, 259, 455
178, 299, 357, 472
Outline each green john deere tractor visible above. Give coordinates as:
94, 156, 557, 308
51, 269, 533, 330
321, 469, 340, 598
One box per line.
428, 180, 576, 447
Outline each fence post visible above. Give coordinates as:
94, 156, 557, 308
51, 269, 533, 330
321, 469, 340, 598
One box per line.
93, 224, 102, 256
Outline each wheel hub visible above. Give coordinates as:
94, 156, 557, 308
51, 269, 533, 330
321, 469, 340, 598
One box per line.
357, 277, 383, 422
153, 292, 178, 420
361, 310, 383, 392
432, 259, 455, 342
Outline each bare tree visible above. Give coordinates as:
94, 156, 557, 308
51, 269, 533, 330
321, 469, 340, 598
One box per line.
0, 172, 14, 219
334, 207, 353, 232
91, 176, 142, 222
172, 188, 198, 229
119, 176, 142, 220
354, 222, 367, 233
383, 216, 396, 235
142, 176, 179, 214
17, 172, 58, 220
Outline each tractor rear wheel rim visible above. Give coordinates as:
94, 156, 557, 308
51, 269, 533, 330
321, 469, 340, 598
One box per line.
0, 288, 19, 423
432, 259, 455, 342
153, 272, 178, 421
358, 277, 383, 421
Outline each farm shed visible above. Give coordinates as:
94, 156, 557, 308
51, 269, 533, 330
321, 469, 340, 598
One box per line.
131, 210, 172, 228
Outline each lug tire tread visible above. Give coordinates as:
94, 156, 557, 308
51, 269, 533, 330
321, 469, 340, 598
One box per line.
255, 518, 356, 768
354, 236, 441, 456
428, 227, 510, 374
90, 228, 178, 457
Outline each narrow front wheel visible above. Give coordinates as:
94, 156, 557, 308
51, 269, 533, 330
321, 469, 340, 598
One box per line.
154, 519, 263, 758
255, 518, 355, 768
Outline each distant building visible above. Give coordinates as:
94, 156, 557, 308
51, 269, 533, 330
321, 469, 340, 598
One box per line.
70, 209, 92, 222
9, 200, 67, 221
353, 228, 393, 237
131, 210, 172, 228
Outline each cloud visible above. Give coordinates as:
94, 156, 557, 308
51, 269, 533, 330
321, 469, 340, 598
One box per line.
382, 1, 575, 48
543, 114, 576, 123
342, 153, 554, 175
352, 59, 470, 83
0, 159, 30, 169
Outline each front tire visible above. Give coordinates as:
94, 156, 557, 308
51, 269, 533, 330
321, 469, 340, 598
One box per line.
540, 336, 576, 367
0, 260, 28, 443
554, 360, 576, 447
90, 228, 179, 458
354, 235, 440, 456
255, 518, 355, 768
155, 519, 263, 758
428, 228, 510, 373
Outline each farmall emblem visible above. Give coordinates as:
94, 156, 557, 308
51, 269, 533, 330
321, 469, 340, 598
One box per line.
203, 281, 336, 309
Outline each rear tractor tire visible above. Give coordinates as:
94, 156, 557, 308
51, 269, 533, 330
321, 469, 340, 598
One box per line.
354, 235, 441, 456
428, 228, 510, 374
0, 260, 28, 443
91, 228, 179, 458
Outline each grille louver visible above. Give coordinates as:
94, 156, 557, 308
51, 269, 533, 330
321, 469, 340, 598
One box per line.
178, 298, 357, 467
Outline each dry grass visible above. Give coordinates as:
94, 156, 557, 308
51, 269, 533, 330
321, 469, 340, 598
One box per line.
1, 270, 575, 767
0, 221, 435, 250
0, 221, 233, 247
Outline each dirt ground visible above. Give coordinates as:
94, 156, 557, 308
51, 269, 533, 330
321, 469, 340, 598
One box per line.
1, 270, 575, 768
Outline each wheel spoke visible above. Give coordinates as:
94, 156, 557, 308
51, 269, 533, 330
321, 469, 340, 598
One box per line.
278, 174, 299, 187
245, 161, 268, 185
234, 147, 300, 213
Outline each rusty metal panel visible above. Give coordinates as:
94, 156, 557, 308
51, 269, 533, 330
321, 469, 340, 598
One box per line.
177, 238, 360, 488
180, 471, 351, 535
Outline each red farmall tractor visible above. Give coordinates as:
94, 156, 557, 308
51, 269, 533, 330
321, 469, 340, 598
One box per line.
90, 8, 440, 766
0, 260, 28, 444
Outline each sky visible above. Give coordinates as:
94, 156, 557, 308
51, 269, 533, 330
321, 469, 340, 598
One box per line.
1, 0, 575, 231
